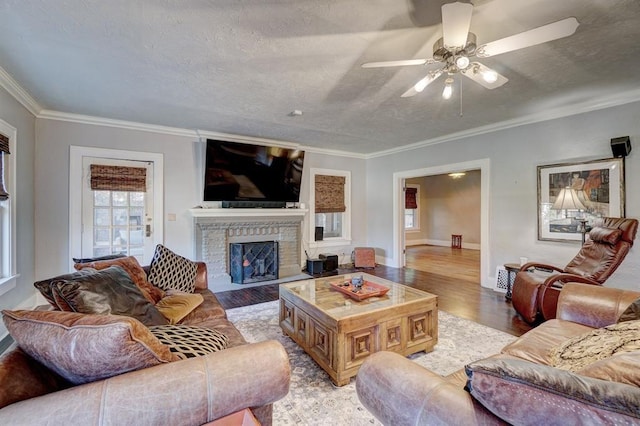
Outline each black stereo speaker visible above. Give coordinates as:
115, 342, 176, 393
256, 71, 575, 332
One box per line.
319, 253, 338, 272
315, 226, 324, 241
611, 136, 631, 158
306, 259, 323, 275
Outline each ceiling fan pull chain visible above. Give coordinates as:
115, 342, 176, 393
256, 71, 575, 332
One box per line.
459, 78, 464, 117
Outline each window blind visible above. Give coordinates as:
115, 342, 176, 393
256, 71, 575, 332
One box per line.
90, 164, 147, 192
315, 175, 346, 213
0, 133, 10, 201
405, 187, 418, 209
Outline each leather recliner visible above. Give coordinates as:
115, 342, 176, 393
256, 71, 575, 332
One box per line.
511, 217, 638, 324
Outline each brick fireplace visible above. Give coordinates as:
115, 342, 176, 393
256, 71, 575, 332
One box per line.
190, 208, 306, 291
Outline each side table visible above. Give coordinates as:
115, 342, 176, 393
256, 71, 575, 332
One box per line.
503, 263, 521, 301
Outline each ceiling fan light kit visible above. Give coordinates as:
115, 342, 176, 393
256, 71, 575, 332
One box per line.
362, 2, 579, 101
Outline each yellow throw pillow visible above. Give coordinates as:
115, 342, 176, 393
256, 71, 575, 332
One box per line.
155, 292, 204, 324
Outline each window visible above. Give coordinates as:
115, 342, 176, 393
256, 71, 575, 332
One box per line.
0, 119, 17, 295
309, 168, 351, 247
404, 184, 420, 231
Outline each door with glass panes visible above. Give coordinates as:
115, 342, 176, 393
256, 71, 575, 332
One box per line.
81, 157, 155, 264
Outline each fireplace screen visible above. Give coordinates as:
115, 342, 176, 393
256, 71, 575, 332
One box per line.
229, 241, 279, 284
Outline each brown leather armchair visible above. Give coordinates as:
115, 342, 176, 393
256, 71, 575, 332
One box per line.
511, 217, 638, 324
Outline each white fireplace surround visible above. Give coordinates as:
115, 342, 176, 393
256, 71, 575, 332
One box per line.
189, 208, 307, 291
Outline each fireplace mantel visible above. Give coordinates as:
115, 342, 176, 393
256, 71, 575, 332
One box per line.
189, 207, 307, 219
190, 208, 307, 292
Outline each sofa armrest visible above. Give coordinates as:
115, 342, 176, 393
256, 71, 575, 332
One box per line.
0, 340, 290, 425
356, 352, 504, 426
556, 282, 640, 328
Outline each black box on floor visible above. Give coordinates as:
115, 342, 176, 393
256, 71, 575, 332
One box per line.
306, 259, 323, 275
319, 253, 338, 272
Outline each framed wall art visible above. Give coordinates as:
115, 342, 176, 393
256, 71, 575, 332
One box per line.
537, 158, 625, 242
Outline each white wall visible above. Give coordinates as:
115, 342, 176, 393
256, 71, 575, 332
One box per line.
0, 87, 37, 321
33, 119, 368, 280
366, 101, 640, 290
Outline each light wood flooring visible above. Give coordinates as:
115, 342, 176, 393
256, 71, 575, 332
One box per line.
215, 245, 533, 336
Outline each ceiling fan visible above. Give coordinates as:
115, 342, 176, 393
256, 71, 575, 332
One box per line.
362, 2, 579, 99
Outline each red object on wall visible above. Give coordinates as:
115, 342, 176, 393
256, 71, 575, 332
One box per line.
451, 235, 462, 249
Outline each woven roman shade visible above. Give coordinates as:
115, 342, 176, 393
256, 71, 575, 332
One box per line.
90, 164, 147, 192
315, 175, 346, 213
405, 187, 418, 209
0, 133, 10, 201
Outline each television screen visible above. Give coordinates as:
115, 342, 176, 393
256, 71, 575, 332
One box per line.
203, 139, 305, 202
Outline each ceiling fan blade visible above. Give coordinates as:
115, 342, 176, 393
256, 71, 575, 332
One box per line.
401, 69, 444, 98
441, 2, 474, 48
477, 17, 579, 57
361, 59, 431, 68
462, 62, 508, 89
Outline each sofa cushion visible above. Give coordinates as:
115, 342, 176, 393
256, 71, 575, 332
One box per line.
1, 310, 179, 385
34, 269, 97, 310
465, 358, 640, 424
74, 255, 164, 304
147, 244, 198, 293
149, 325, 228, 359
550, 320, 640, 372
0, 347, 71, 409
51, 266, 168, 326
155, 291, 204, 324
618, 297, 640, 323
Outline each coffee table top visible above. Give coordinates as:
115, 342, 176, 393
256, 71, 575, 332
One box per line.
279, 273, 436, 320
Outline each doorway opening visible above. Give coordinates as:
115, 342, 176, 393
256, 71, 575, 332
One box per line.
392, 159, 491, 288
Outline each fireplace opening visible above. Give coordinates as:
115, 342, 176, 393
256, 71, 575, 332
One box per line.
229, 241, 279, 284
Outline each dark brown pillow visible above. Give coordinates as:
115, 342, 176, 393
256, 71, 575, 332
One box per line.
34, 269, 97, 310
465, 358, 640, 424
51, 266, 168, 326
2, 310, 178, 385
618, 298, 640, 323
74, 256, 164, 304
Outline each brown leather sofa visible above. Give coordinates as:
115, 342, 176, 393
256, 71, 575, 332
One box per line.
512, 217, 638, 324
356, 283, 640, 425
0, 262, 291, 425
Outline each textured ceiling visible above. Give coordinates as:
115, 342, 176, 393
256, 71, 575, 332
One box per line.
1, 0, 640, 154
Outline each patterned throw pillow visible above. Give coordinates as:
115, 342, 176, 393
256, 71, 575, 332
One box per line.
149, 325, 228, 359
147, 245, 198, 293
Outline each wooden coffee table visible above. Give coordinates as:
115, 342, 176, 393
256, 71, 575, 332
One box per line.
279, 273, 438, 386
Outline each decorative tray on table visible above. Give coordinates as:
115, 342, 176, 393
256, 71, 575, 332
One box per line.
329, 279, 390, 301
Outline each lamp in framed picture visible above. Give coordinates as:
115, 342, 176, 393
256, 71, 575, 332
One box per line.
538, 158, 625, 242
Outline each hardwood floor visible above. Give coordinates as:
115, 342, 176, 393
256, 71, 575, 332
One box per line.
215, 245, 533, 337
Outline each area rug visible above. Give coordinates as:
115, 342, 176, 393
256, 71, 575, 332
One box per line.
227, 300, 517, 425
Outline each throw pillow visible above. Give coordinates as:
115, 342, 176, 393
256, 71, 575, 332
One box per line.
74, 255, 164, 304
549, 320, 640, 372
465, 358, 640, 424
149, 325, 228, 359
51, 265, 169, 326
155, 291, 204, 324
618, 298, 640, 323
2, 310, 179, 385
33, 269, 97, 310
71, 253, 126, 264
147, 245, 198, 293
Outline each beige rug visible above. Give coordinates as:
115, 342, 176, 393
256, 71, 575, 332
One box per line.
227, 300, 516, 425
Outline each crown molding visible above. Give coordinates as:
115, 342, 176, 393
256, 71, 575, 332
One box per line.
366, 88, 640, 159
37, 110, 197, 138
0, 66, 42, 116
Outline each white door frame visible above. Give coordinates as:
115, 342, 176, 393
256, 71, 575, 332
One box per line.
69, 146, 164, 270
392, 158, 491, 288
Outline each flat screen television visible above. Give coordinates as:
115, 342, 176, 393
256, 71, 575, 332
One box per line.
203, 139, 305, 203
